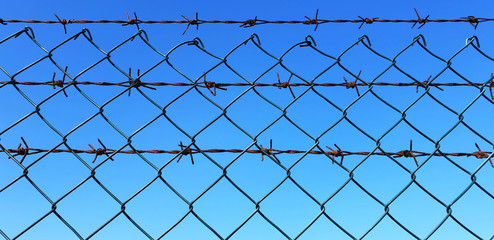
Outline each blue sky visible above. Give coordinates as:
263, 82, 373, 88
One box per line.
0, 0, 493, 239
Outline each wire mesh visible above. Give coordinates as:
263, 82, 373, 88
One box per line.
0, 27, 493, 239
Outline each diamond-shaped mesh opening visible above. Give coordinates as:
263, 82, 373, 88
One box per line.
48, 32, 106, 74
193, 179, 254, 237
352, 155, 411, 202
56, 180, 120, 238
324, 181, 384, 238
27, 152, 88, 200
280, 44, 337, 81
227, 152, 286, 200
295, 216, 354, 240
95, 154, 157, 200
223, 39, 278, 82
106, 35, 165, 74
88, 215, 150, 240
160, 152, 222, 200
389, 184, 446, 238
1, 28, 493, 239
0, 31, 47, 75
0, 178, 52, 238
451, 186, 494, 239
429, 218, 481, 240
15, 213, 81, 240
125, 180, 189, 238
260, 180, 322, 237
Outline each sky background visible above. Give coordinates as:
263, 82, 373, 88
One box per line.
0, 0, 493, 239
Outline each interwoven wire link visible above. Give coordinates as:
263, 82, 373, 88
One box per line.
0, 27, 493, 240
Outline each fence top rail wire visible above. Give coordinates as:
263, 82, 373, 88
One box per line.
0, 9, 491, 34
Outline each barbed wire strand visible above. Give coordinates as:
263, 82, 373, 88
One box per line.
3, 78, 494, 98
3, 140, 493, 168
0, 9, 492, 34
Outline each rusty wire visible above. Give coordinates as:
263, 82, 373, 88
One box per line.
3, 141, 494, 168
2, 78, 493, 99
0, 27, 493, 240
0, 9, 493, 34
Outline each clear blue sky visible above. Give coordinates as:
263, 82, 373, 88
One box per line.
0, 0, 493, 239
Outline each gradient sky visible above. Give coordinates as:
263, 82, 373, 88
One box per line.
0, 0, 493, 239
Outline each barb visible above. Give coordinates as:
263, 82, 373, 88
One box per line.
461, 16, 481, 29
358, 16, 378, 29
6, 137, 35, 164
5, 79, 490, 96
2, 11, 494, 31
326, 144, 344, 165
277, 72, 296, 99
303, 9, 321, 31
240, 16, 258, 28
54, 14, 73, 34
343, 70, 361, 96
393, 140, 419, 167
260, 139, 281, 163
3, 142, 493, 167
472, 143, 493, 167
412, 8, 429, 29
177, 141, 194, 164
88, 139, 114, 163
416, 75, 444, 93
181, 12, 200, 35
123, 12, 141, 30
52, 66, 69, 97
197, 75, 227, 96
125, 68, 157, 96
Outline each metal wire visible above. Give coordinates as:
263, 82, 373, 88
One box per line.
0, 27, 493, 240
0, 9, 492, 34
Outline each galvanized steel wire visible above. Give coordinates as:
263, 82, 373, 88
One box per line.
0, 26, 493, 239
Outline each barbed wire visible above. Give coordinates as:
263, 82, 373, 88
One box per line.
2, 139, 493, 167
3, 74, 494, 99
0, 9, 491, 34
1, 27, 494, 239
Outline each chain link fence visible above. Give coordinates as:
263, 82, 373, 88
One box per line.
0, 26, 493, 239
